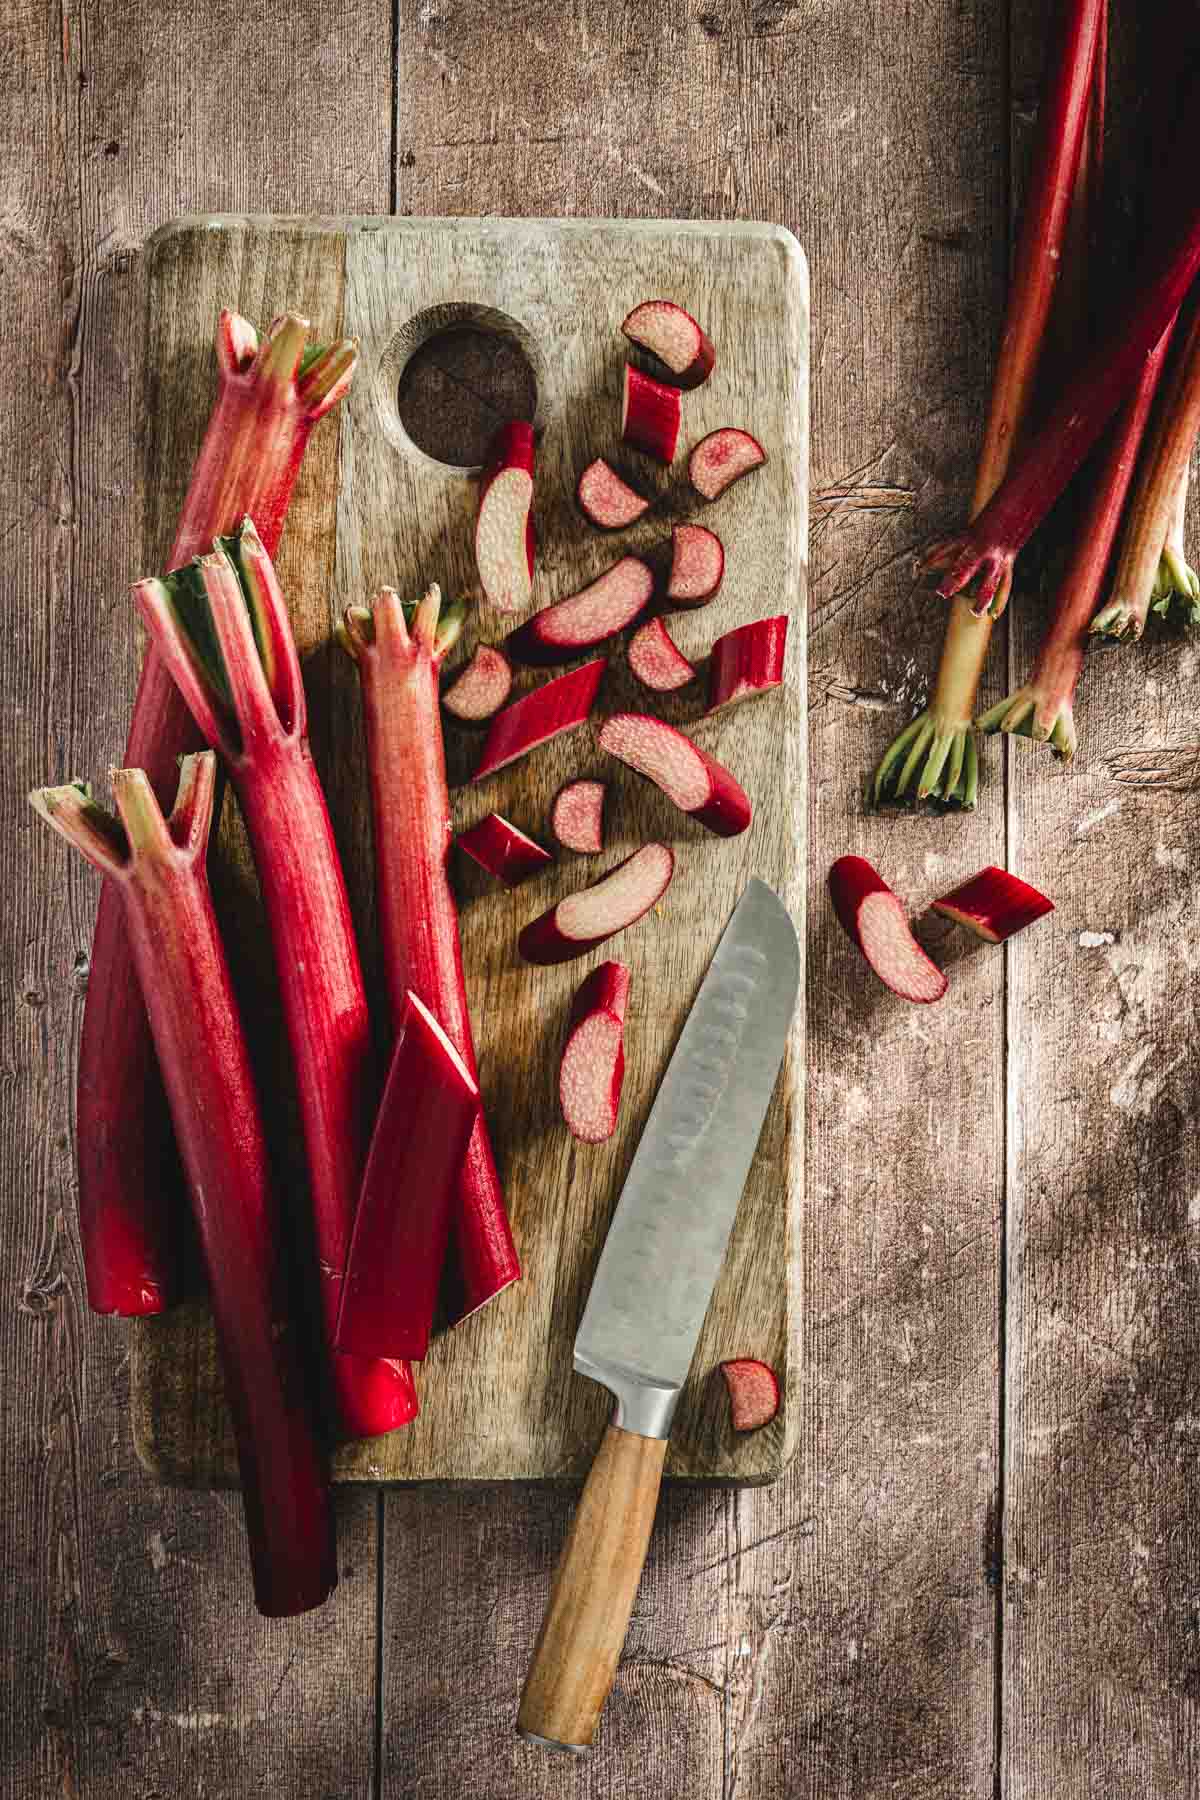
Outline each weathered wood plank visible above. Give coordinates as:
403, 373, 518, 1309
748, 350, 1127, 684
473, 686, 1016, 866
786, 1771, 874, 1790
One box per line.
382, 1, 1006, 1794
0, 1, 392, 1793
1004, 5, 1200, 1795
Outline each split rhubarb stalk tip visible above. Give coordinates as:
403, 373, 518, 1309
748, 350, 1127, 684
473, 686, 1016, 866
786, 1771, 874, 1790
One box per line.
32, 755, 337, 1618
76, 309, 358, 1317
599, 711, 752, 838
551, 779, 607, 854
518, 844, 674, 965
136, 523, 419, 1440
475, 420, 536, 615
338, 581, 520, 1326
828, 856, 948, 1004
505, 556, 654, 666
559, 961, 631, 1143
621, 300, 716, 389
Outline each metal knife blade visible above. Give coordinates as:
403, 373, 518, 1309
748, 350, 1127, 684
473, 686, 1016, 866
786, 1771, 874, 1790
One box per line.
573, 878, 800, 1439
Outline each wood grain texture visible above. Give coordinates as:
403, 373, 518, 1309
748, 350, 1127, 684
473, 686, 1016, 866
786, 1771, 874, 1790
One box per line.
132, 213, 809, 1487
518, 1425, 670, 1749
0, 2, 392, 1794
1003, 4, 1200, 1795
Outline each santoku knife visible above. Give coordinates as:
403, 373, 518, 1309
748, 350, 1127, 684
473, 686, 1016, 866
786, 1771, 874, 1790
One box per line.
517, 878, 801, 1751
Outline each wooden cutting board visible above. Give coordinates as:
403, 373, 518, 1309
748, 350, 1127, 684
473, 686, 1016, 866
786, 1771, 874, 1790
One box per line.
130, 215, 808, 1486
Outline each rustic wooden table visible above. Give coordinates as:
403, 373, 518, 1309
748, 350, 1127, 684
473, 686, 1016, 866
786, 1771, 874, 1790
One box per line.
3, 2, 1198, 1795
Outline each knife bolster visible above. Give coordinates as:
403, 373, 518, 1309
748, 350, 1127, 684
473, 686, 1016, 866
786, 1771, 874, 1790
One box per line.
573, 1355, 680, 1438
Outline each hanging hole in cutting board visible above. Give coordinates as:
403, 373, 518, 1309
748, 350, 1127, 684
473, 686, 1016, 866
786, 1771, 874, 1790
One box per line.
387, 302, 541, 471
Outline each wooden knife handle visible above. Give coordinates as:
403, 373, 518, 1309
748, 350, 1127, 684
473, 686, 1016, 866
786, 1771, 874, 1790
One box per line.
517, 1423, 668, 1751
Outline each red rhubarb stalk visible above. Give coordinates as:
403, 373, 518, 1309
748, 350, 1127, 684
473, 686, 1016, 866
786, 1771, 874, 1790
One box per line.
551, 779, 606, 854
559, 962, 631, 1144
628, 617, 697, 693
978, 332, 1169, 755
706, 616, 788, 713
337, 582, 520, 1325
442, 644, 513, 722
457, 813, 554, 888
875, 0, 1105, 806
518, 844, 674, 965
932, 866, 1054, 943
78, 310, 357, 1315
577, 459, 651, 530
720, 1359, 780, 1432
476, 420, 536, 615
32, 756, 336, 1617
473, 659, 607, 782
505, 556, 654, 666
1092, 304, 1200, 639
828, 856, 948, 1004
336, 992, 480, 1362
688, 429, 766, 501
622, 300, 715, 389
665, 523, 725, 605
622, 365, 682, 463
599, 712, 752, 838
135, 525, 418, 1438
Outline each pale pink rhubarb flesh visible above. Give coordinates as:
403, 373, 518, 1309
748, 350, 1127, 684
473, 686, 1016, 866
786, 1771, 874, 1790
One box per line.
77, 310, 357, 1317
335, 992, 480, 1363
622, 365, 682, 463
688, 429, 766, 501
442, 644, 513, 722
932, 866, 1055, 943
506, 557, 654, 666
628, 617, 697, 693
475, 420, 535, 615
621, 300, 716, 390
828, 856, 948, 1004
577, 458, 651, 529
518, 844, 674, 965
559, 962, 631, 1143
706, 615, 788, 713
474, 659, 607, 782
665, 523, 725, 605
720, 1358, 780, 1432
338, 583, 519, 1327
135, 526, 419, 1440
551, 779, 606, 854
31, 756, 337, 1618
598, 711, 752, 838
457, 812, 554, 888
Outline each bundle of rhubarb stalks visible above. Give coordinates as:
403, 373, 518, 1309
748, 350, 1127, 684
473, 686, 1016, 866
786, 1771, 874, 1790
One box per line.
874, 0, 1200, 810
30, 299, 786, 1616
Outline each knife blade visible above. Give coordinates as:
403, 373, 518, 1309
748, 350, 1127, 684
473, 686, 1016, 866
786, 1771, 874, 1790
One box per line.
518, 879, 800, 1752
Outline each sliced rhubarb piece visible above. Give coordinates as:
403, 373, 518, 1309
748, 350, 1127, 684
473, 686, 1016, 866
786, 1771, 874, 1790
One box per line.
551, 779, 606, 854
720, 1358, 780, 1433
932, 866, 1055, 943
621, 299, 716, 390
506, 556, 654, 666
338, 584, 519, 1327
442, 644, 513, 722
598, 711, 751, 838
622, 364, 681, 464
665, 523, 725, 605
518, 844, 674, 965
559, 962, 631, 1143
577, 458, 651, 530
31, 756, 337, 1618
475, 419, 535, 615
707, 616, 788, 713
136, 525, 419, 1440
828, 856, 948, 1004
474, 659, 607, 782
336, 992, 480, 1363
77, 309, 358, 1318
628, 617, 697, 693
689, 429, 767, 501
457, 813, 554, 888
